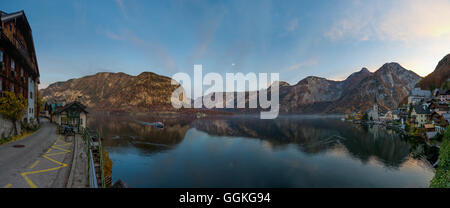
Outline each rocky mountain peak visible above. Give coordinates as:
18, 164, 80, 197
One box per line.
377, 62, 405, 73
346, 67, 371, 80
419, 53, 450, 90
437, 53, 450, 68
360, 67, 370, 73
41, 71, 183, 112
138, 71, 157, 77
296, 76, 329, 85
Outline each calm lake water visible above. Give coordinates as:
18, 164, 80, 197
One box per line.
88, 114, 437, 188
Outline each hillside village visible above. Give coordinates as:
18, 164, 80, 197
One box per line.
347, 82, 450, 141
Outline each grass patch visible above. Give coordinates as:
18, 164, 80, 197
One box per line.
430, 127, 450, 188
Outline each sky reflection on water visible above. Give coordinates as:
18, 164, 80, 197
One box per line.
89, 115, 435, 188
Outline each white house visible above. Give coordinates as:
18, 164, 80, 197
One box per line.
411, 104, 431, 127
408, 88, 431, 107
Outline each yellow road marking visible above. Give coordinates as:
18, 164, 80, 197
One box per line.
3, 184, 12, 188
21, 174, 38, 188
45, 151, 69, 157
20, 136, 73, 188
29, 160, 40, 169
51, 145, 71, 153
56, 143, 72, 146
21, 166, 66, 175
56, 139, 72, 145
42, 155, 67, 166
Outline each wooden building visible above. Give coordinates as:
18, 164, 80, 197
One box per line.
0, 10, 40, 123
54, 101, 88, 133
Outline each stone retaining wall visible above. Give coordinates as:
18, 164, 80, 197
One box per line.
0, 115, 22, 138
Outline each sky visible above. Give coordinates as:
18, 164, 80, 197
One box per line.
1, 0, 450, 91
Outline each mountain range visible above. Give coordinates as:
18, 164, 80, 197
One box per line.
278, 62, 420, 113
41, 54, 450, 114
41, 72, 181, 112
197, 62, 421, 114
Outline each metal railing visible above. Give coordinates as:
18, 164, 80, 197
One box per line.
88, 147, 98, 188
97, 130, 105, 188
81, 127, 105, 188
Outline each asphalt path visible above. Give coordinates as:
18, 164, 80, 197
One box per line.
0, 120, 74, 188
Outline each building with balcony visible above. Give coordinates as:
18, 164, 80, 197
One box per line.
0, 10, 40, 123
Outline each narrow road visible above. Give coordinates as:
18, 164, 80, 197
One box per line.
0, 120, 74, 188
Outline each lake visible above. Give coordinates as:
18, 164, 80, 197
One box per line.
88, 114, 437, 188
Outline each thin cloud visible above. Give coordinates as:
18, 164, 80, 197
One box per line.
190, 17, 222, 61
105, 30, 121, 40
378, 0, 450, 41
129, 34, 177, 72
286, 18, 299, 32
325, 0, 450, 42
116, 0, 129, 19
188, 4, 226, 65
102, 28, 177, 72
283, 58, 318, 72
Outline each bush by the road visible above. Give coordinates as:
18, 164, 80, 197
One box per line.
430, 127, 450, 188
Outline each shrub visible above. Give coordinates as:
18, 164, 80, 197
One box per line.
430, 127, 450, 188
0, 91, 27, 135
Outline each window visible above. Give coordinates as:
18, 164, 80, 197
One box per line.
30, 92, 32, 99
10, 59, 15, 78
15, 37, 25, 51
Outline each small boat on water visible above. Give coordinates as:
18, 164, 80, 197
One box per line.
152, 122, 164, 129
136, 120, 164, 129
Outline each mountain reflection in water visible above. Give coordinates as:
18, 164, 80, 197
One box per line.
88, 114, 435, 188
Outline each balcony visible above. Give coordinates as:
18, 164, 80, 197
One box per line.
15, 37, 33, 63
0, 30, 38, 77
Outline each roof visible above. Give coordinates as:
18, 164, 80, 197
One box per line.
436, 104, 449, 111
426, 132, 438, 139
413, 104, 431, 114
54, 101, 88, 114
0, 10, 39, 77
439, 90, 450, 95
410, 88, 431, 97
443, 114, 450, 122
0, 10, 32, 35
392, 110, 402, 115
